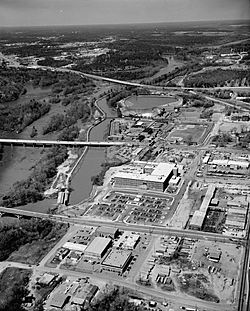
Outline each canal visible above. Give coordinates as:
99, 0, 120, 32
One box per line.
69, 97, 117, 205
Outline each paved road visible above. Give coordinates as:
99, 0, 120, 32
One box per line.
0, 207, 245, 245
0, 138, 126, 147
47, 65, 250, 93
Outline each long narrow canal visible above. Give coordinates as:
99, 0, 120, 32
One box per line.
69, 97, 117, 204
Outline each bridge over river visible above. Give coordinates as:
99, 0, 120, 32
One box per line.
0, 138, 127, 148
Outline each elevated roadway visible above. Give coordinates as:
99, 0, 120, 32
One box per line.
43, 65, 250, 93
0, 207, 244, 244
0, 138, 127, 147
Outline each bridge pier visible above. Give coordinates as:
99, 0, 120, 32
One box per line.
0, 212, 3, 217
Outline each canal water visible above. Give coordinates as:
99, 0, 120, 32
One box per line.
69, 98, 117, 205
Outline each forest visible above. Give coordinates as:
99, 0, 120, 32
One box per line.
0, 219, 67, 262
0, 267, 30, 311
184, 69, 250, 88
43, 101, 90, 135
88, 288, 144, 311
0, 99, 50, 133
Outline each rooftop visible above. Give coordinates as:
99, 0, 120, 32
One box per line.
85, 237, 111, 256
114, 161, 175, 183
102, 249, 131, 268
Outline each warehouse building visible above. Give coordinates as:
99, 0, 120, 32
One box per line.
101, 249, 132, 274
113, 161, 176, 192
189, 185, 216, 230
84, 237, 111, 259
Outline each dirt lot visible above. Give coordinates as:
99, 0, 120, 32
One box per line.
137, 236, 243, 306
167, 123, 207, 144
190, 240, 243, 304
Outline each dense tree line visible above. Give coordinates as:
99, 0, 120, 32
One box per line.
88, 288, 144, 311
75, 40, 164, 74
43, 101, 90, 134
212, 133, 233, 147
57, 125, 80, 141
37, 56, 71, 67
0, 99, 50, 132
0, 67, 93, 103
184, 69, 250, 88
106, 89, 135, 108
2, 146, 68, 207
0, 268, 30, 311
181, 93, 214, 109
151, 62, 202, 85
0, 219, 67, 261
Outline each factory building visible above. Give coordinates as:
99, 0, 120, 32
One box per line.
101, 249, 132, 274
113, 161, 177, 192
84, 237, 111, 259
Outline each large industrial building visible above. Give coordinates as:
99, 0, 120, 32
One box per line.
84, 237, 111, 259
113, 161, 177, 192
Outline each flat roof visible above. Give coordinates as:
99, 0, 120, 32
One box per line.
38, 273, 55, 285
200, 184, 215, 213
114, 231, 140, 249
50, 293, 69, 308
102, 249, 131, 268
85, 237, 111, 256
189, 211, 206, 228
63, 242, 87, 252
114, 162, 175, 183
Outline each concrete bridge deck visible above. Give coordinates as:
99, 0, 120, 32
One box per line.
0, 138, 126, 147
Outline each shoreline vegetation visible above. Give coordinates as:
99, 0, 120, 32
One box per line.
0, 66, 96, 208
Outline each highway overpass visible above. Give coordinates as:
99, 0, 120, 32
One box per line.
0, 138, 127, 148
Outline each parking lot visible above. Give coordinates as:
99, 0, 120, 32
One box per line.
86, 190, 174, 225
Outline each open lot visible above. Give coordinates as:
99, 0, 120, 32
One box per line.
167, 123, 209, 144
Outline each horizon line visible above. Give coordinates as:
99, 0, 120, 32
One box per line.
0, 18, 249, 29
